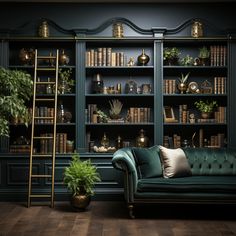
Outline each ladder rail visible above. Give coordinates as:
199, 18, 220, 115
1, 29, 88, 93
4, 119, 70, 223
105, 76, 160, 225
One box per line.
28, 49, 38, 208
28, 49, 59, 208
51, 49, 59, 208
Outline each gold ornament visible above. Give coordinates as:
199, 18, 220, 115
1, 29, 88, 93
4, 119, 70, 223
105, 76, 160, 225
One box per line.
38, 21, 50, 38
191, 21, 203, 38
112, 23, 124, 38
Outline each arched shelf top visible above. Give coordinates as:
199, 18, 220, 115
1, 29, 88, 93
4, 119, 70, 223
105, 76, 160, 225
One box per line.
0, 17, 235, 39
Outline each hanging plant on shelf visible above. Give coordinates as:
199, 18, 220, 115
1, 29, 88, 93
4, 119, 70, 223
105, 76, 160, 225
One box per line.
58, 68, 74, 94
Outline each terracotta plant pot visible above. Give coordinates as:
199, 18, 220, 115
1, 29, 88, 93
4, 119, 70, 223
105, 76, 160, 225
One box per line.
201, 112, 211, 119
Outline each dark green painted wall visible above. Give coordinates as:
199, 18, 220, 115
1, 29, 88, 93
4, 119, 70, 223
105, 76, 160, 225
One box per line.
0, 3, 236, 31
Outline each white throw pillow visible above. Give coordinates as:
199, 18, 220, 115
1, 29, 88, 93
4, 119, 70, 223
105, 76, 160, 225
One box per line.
159, 146, 192, 178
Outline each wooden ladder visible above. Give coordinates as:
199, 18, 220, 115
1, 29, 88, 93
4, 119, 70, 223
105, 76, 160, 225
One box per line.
28, 49, 59, 207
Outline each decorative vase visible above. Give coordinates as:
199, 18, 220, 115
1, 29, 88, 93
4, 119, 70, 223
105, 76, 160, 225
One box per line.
137, 49, 150, 66
71, 194, 91, 210
178, 82, 187, 94
38, 21, 50, 38
164, 57, 179, 66
199, 57, 209, 66
191, 21, 203, 38
201, 112, 211, 119
59, 49, 70, 65
19, 48, 34, 65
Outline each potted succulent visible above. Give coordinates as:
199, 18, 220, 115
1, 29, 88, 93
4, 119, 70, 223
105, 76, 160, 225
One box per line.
63, 153, 101, 210
198, 46, 210, 66
180, 54, 194, 66
163, 47, 180, 65
0, 67, 33, 137
109, 99, 123, 120
194, 99, 218, 119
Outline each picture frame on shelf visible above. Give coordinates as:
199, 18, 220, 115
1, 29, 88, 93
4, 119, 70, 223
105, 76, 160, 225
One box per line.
163, 106, 177, 123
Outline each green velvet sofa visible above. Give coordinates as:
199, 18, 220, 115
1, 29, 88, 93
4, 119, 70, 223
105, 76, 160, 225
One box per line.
112, 146, 236, 218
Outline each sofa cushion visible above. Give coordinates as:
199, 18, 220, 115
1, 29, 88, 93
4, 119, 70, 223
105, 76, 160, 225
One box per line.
137, 176, 236, 193
132, 145, 162, 178
159, 146, 192, 178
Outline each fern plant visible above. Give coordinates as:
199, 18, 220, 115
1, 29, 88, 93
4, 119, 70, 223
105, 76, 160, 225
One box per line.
63, 154, 101, 196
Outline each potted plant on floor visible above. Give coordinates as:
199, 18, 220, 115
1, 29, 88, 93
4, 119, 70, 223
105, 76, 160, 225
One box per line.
63, 153, 101, 210
0, 67, 33, 137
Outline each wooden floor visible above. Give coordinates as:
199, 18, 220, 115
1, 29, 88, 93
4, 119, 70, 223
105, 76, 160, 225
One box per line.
0, 201, 236, 236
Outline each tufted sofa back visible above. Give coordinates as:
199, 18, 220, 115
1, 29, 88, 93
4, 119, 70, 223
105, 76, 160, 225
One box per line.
183, 148, 236, 176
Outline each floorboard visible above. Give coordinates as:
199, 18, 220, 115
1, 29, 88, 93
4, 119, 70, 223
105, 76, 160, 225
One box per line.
0, 201, 235, 236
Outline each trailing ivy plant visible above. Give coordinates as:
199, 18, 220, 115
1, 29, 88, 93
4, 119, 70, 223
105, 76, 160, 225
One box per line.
0, 67, 33, 136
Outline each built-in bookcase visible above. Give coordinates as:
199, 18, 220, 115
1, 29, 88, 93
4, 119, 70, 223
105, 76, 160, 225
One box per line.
162, 40, 228, 148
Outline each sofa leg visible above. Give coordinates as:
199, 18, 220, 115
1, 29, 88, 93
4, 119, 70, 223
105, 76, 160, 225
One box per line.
128, 204, 135, 219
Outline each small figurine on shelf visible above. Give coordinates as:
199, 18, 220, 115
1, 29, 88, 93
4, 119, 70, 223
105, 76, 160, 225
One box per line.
127, 57, 135, 66
101, 133, 109, 148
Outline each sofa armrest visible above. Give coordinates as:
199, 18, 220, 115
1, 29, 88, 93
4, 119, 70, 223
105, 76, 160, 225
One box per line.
112, 148, 138, 202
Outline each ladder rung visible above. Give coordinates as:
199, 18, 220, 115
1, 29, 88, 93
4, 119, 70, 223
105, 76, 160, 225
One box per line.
30, 194, 52, 198
33, 136, 54, 139
37, 56, 57, 59
36, 82, 55, 85
35, 98, 55, 102
37, 68, 56, 71
32, 154, 53, 158
31, 175, 52, 178
34, 117, 54, 120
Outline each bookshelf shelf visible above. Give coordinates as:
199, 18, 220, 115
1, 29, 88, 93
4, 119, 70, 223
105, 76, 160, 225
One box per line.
164, 123, 227, 126
85, 122, 154, 126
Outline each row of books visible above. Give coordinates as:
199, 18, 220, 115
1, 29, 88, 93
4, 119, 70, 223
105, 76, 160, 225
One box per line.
128, 107, 152, 123
40, 133, 67, 154
34, 106, 54, 124
199, 129, 225, 148
163, 77, 226, 95
163, 134, 181, 149
86, 48, 126, 67
214, 77, 226, 94
163, 79, 176, 94
210, 45, 227, 66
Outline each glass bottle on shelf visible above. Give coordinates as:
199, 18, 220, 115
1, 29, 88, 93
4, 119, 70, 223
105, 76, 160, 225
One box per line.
46, 78, 52, 94
116, 135, 123, 149
57, 102, 65, 123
